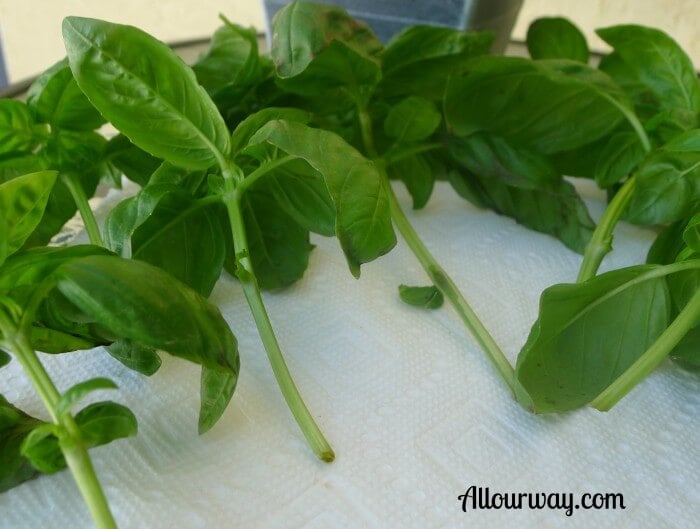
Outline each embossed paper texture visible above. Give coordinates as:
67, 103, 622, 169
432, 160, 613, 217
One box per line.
0, 182, 697, 529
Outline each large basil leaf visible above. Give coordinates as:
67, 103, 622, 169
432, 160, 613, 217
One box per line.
594, 132, 646, 187
445, 57, 628, 154
0, 171, 58, 257
0, 100, 44, 156
0, 395, 42, 492
63, 17, 230, 168
516, 265, 672, 412
379, 25, 493, 100
597, 25, 700, 113
26, 58, 105, 131
526, 17, 589, 63
271, 1, 382, 100
249, 119, 396, 276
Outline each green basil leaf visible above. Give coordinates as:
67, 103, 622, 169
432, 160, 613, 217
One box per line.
684, 212, 700, 252
249, 119, 396, 276
448, 167, 594, 253
516, 265, 672, 412
663, 129, 700, 152
594, 132, 646, 187
526, 17, 589, 63
56, 377, 118, 417
398, 285, 444, 309
106, 340, 161, 376
63, 16, 230, 169
0, 349, 9, 368
271, 1, 381, 100
645, 108, 698, 144
0, 152, 50, 185
0, 171, 58, 255
451, 132, 561, 190
30, 326, 101, 354
0, 100, 43, 155
199, 368, 237, 434
75, 400, 138, 447
667, 268, 700, 368
230, 107, 310, 156
384, 97, 441, 143
228, 189, 311, 290
20, 424, 63, 474
647, 219, 689, 264
26, 58, 105, 131
387, 154, 434, 210
0, 395, 42, 492
379, 26, 493, 99
104, 134, 162, 187
445, 57, 628, 154
625, 150, 700, 225
597, 25, 700, 113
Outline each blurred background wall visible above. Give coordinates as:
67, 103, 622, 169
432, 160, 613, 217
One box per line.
1, 0, 699, 85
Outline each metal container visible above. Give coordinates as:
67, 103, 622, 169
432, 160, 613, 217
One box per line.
261, 0, 524, 53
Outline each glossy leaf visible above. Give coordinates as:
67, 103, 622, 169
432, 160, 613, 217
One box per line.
249, 119, 396, 276
594, 132, 646, 187
647, 219, 688, 265
26, 58, 105, 131
516, 266, 672, 412
387, 155, 434, 210
104, 134, 161, 187
526, 17, 589, 63
0, 395, 42, 492
379, 25, 493, 99
199, 368, 238, 434
0, 171, 58, 255
597, 25, 700, 113
107, 340, 162, 376
445, 57, 628, 154
0, 100, 42, 155
63, 16, 230, 169
384, 97, 441, 143
230, 107, 310, 156
20, 424, 64, 474
56, 377, 118, 417
398, 285, 444, 309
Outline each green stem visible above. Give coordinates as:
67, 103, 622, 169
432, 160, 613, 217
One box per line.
0, 315, 117, 529
61, 173, 104, 247
577, 176, 637, 283
591, 288, 700, 411
220, 166, 334, 462
356, 106, 516, 394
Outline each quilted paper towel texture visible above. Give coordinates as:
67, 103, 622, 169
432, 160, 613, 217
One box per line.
0, 182, 698, 529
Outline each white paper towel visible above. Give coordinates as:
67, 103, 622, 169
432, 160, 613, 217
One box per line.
1, 181, 698, 529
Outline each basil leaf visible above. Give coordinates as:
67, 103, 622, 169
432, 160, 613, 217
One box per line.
445, 57, 628, 154
379, 25, 493, 100
271, 1, 382, 100
597, 25, 700, 113
104, 134, 161, 187
625, 150, 700, 225
20, 424, 63, 474
26, 58, 105, 131
106, 340, 161, 376
684, 212, 700, 252
0, 349, 9, 368
387, 155, 434, 210
398, 285, 444, 309
0, 395, 42, 492
56, 378, 118, 417
199, 368, 237, 434
230, 107, 310, 156
384, 97, 441, 143
516, 265, 672, 412
0, 171, 58, 256
30, 326, 101, 354
63, 17, 230, 168
448, 167, 594, 253
526, 17, 589, 63
594, 132, 646, 187
0, 100, 43, 155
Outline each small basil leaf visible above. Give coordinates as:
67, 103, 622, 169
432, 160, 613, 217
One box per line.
384, 97, 441, 143
30, 326, 101, 354
231, 107, 311, 156
594, 132, 646, 188
516, 265, 672, 412
63, 17, 230, 168
56, 377, 118, 417
379, 25, 493, 100
0, 395, 43, 492
445, 57, 628, 154
647, 219, 689, 265
249, 119, 396, 277
199, 367, 238, 434
229, 189, 311, 290
107, 340, 161, 376
104, 134, 162, 187
625, 150, 700, 225
0, 171, 58, 255
526, 17, 589, 63
26, 58, 105, 131
398, 285, 444, 309
0, 100, 43, 155
387, 155, 434, 210
75, 401, 138, 446
20, 424, 63, 474
597, 25, 700, 113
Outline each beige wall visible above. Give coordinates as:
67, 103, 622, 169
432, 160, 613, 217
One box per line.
1, 0, 699, 84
